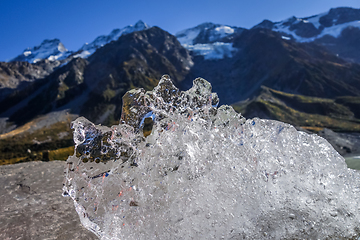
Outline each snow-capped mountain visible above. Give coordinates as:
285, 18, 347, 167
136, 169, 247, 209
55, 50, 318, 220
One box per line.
254, 7, 360, 42
10, 21, 150, 63
8, 7, 360, 63
11, 39, 71, 63
176, 22, 243, 45
74, 20, 150, 58
176, 23, 244, 60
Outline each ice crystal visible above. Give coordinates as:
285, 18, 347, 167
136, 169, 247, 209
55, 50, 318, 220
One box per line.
63, 75, 360, 239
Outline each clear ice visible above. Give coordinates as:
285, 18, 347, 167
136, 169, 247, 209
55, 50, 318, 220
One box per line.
63, 75, 360, 239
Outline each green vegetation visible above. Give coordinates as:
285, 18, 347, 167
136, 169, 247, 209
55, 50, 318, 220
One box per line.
0, 121, 74, 165
48, 146, 75, 160
0, 146, 75, 165
232, 86, 360, 132
335, 96, 360, 119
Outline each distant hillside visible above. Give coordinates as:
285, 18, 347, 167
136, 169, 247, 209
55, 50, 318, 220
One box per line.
232, 87, 360, 132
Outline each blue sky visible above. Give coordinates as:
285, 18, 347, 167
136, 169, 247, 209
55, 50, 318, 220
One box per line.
1, 0, 360, 61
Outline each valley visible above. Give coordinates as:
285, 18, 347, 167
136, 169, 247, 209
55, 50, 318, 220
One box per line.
1, 7, 360, 165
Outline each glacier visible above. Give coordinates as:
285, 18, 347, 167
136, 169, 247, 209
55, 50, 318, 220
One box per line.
184, 42, 237, 60
175, 23, 241, 60
63, 75, 360, 239
271, 12, 360, 42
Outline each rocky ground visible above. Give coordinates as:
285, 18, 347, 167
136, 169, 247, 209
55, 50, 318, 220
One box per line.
318, 128, 360, 156
0, 161, 97, 240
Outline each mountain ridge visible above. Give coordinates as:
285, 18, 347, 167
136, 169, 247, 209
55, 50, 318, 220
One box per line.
1, 7, 360, 164
7, 7, 360, 64
10, 20, 151, 64
12, 39, 70, 63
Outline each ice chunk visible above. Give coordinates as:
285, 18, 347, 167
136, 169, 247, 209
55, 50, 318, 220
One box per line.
63, 75, 360, 239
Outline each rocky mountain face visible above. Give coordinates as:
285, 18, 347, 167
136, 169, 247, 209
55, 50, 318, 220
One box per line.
11, 21, 151, 64
176, 23, 244, 60
77, 26, 192, 124
0, 21, 154, 117
0, 60, 61, 104
254, 7, 360, 39
313, 26, 360, 62
2, 27, 192, 129
0, 26, 193, 164
76, 20, 150, 59
1, 8, 360, 164
182, 28, 360, 104
12, 39, 71, 63
176, 22, 244, 45
254, 7, 360, 63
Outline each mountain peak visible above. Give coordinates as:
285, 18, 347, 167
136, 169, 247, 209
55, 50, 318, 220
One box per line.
41, 38, 61, 44
175, 22, 244, 60
176, 22, 244, 45
11, 38, 70, 63
10, 21, 151, 63
75, 20, 151, 59
252, 19, 275, 30
36, 39, 67, 52
253, 7, 360, 43
320, 7, 360, 27
134, 20, 149, 29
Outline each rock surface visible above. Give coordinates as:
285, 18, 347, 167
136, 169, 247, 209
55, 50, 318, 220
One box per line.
0, 160, 97, 240
318, 128, 360, 156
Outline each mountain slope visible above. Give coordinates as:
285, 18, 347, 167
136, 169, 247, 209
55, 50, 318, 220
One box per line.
0, 60, 62, 107
254, 7, 360, 40
176, 22, 244, 60
9, 21, 151, 64
75, 20, 150, 58
176, 22, 244, 45
2, 26, 193, 128
79, 26, 193, 123
0, 26, 193, 163
232, 86, 360, 133
254, 7, 360, 63
181, 28, 360, 104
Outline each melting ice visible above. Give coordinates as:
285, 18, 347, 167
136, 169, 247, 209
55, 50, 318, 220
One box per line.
63, 75, 360, 239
